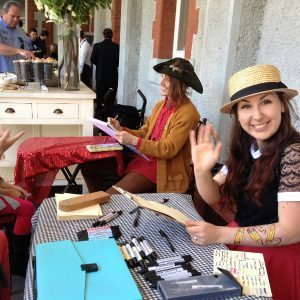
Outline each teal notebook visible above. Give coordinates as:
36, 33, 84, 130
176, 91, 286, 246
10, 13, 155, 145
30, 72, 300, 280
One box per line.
35, 239, 142, 300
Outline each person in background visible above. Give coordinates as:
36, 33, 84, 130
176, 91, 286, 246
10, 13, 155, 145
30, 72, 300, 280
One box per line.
79, 30, 92, 88
186, 64, 300, 299
0, 231, 10, 300
38, 30, 49, 57
91, 28, 119, 112
82, 57, 202, 194
28, 27, 44, 58
49, 42, 58, 60
0, 127, 35, 277
0, 0, 34, 72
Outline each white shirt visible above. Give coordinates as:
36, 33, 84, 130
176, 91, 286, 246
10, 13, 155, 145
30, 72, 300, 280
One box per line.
79, 39, 92, 74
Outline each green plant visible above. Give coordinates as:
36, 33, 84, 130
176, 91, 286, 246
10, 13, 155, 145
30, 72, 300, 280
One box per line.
34, 0, 112, 24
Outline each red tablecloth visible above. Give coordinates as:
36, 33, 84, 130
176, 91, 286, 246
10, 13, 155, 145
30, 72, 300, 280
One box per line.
14, 136, 124, 204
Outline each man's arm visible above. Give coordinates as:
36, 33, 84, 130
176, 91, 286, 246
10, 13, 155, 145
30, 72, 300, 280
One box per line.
0, 43, 35, 59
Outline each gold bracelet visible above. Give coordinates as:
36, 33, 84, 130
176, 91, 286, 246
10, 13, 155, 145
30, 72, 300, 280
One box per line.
234, 228, 244, 245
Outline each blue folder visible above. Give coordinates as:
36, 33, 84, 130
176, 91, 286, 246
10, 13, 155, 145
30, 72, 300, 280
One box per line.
35, 239, 142, 300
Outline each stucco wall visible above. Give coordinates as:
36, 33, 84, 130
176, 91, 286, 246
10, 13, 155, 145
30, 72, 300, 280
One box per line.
117, 0, 300, 148
256, 0, 300, 131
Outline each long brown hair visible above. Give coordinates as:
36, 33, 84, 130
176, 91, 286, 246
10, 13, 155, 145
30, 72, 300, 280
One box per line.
166, 59, 193, 106
221, 93, 300, 207
166, 75, 189, 106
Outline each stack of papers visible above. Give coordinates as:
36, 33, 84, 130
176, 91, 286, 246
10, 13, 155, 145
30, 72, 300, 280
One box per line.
213, 249, 272, 297
55, 193, 102, 221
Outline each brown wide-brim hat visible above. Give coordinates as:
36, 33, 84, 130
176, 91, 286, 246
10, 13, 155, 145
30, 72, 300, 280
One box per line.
153, 57, 203, 94
220, 64, 298, 114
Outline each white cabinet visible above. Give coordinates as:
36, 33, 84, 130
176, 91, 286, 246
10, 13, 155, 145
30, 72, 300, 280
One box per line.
0, 83, 95, 167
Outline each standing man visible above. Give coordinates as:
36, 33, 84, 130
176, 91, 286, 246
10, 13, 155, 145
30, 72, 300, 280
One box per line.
0, 0, 34, 73
91, 28, 119, 112
29, 27, 44, 58
79, 30, 92, 88
38, 30, 49, 58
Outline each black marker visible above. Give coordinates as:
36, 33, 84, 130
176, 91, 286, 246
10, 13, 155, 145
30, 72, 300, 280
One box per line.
146, 261, 189, 273
159, 229, 176, 252
131, 236, 146, 259
157, 198, 169, 204
144, 264, 193, 280
92, 211, 116, 227
133, 208, 141, 227
100, 210, 123, 226
147, 255, 192, 267
129, 206, 140, 214
120, 243, 134, 268
125, 243, 138, 266
138, 236, 157, 260
130, 242, 146, 269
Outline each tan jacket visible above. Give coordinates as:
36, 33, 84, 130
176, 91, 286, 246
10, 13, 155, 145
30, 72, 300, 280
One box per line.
126, 99, 200, 193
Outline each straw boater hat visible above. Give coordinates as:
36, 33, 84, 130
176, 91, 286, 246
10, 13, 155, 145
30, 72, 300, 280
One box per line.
153, 57, 203, 94
220, 64, 298, 114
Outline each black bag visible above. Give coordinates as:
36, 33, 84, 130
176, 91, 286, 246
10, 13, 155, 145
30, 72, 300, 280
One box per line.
98, 89, 147, 130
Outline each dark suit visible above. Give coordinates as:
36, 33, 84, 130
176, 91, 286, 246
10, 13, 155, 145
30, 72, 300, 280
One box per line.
91, 39, 119, 110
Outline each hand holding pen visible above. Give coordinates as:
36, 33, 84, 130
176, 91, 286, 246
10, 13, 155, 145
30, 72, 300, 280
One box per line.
107, 115, 122, 131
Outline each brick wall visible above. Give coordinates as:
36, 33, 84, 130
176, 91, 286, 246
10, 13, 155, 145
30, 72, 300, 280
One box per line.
152, 0, 199, 60
185, 0, 199, 60
152, 0, 176, 59
112, 0, 121, 44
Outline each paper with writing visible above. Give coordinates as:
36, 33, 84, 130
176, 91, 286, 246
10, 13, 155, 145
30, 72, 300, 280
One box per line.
55, 193, 103, 221
113, 186, 189, 224
87, 117, 149, 160
213, 249, 272, 297
86, 143, 123, 152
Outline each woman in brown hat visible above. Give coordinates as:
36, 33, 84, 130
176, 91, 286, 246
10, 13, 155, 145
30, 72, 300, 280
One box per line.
82, 57, 201, 194
185, 64, 300, 299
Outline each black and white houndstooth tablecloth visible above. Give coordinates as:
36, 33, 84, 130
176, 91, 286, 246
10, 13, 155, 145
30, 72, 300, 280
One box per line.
24, 193, 268, 300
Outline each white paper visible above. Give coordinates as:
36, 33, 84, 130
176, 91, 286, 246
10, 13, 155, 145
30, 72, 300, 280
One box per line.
55, 193, 102, 221
87, 117, 149, 161
213, 249, 272, 297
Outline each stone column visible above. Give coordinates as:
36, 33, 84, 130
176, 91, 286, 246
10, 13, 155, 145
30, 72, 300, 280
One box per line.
117, 0, 142, 105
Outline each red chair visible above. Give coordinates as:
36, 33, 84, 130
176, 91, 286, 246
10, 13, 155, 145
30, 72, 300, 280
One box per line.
0, 215, 15, 245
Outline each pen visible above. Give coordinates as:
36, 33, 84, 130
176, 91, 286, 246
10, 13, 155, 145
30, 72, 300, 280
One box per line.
133, 207, 141, 227
129, 206, 140, 214
92, 211, 116, 227
101, 210, 122, 225
159, 229, 176, 253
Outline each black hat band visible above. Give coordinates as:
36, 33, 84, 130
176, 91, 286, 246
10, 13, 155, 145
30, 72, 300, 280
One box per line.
230, 82, 287, 101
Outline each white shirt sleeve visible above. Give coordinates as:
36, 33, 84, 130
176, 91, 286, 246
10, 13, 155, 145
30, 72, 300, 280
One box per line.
79, 40, 92, 74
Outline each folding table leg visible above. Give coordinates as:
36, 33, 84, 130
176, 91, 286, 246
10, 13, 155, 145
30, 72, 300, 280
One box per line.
61, 165, 82, 193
